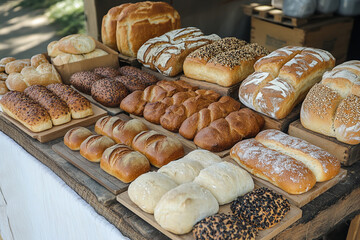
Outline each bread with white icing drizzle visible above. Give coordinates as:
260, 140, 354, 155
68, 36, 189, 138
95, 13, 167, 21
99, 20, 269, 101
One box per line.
301, 60, 360, 145
239, 46, 335, 119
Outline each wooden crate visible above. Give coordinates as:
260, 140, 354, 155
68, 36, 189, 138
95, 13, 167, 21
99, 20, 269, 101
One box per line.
288, 120, 360, 166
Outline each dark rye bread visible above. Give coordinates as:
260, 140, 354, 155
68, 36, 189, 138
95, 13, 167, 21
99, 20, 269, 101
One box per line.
24, 85, 71, 125
91, 78, 128, 107
47, 83, 93, 119
93, 66, 120, 78
0, 91, 52, 132
114, 75, 148, 92
70, 71, 103, 94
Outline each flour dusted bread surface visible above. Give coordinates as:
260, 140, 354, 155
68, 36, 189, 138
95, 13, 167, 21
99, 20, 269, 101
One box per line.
181, 149, 221, 168
57, 34, 96, 54
128, 172, 178, 214
154, 182, 219, 234
194, 162, 254, 205
5, 59, 30, 74
239, 46, 335, 119
301, 60, 360, 144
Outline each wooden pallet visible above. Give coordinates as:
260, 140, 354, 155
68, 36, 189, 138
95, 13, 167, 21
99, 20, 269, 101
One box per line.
243, 3, 333, 27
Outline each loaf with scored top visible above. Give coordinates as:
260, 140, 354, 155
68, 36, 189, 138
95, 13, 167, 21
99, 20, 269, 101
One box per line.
80, 135, 115, 162
64, 127, 93, 150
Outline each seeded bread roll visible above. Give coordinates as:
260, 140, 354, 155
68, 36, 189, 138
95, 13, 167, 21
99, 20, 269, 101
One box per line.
118, 66, 158, 85
80, 135, 115, 162
114, 75, 149, 92
24, 85, 71, 125
70, 71, 102, 94
0, 91, 52, 132
64, 127, 93, 150
91, 78, 128, 107
93, 66, 120, 78
47, 83, 93, 119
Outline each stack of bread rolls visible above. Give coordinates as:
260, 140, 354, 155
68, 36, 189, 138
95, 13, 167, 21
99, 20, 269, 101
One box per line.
301, 60, 360, 145
239, 46, 335, 119
183, 37, 270, 87
0, 57, 16, 94
137, 27, 220, 76
48, 34, 108, 65
102, 1, 180, 57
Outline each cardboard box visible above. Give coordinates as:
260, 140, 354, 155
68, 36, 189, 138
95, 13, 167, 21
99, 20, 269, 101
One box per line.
52, 40, 119, 84
251, 16, 354, 64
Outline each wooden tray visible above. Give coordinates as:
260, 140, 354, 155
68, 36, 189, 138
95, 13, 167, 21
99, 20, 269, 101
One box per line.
72, 87, 123, 116
289, 120, 360, 166
180, 76, 240, 99
130, 114, 230, 157
52, 141, 128, 195
0, 104, 107, 143
118, 53, 141, 68
224, 156, 347, 207
117, 190, 302, 240
141, 66, 182, 81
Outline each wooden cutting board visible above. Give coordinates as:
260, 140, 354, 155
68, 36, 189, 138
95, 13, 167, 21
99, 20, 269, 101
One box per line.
224, 156, 347, 207
117, 190, 302, 240
289, 119, 360, 166
0, 103, 107, 143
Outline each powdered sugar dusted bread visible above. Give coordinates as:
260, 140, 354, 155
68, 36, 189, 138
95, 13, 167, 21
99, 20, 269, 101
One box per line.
240, 46, 335, 119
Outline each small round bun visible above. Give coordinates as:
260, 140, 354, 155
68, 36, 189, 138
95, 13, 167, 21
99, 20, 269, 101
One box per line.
193, 213, 257, 240
64, 127, 93, 150
70, 71, 102, 94
114, 75, 148, 92
91, 78, 128, 107
93, 66, 120, 78
231, 187, 290, 230
0, 81, 9, 95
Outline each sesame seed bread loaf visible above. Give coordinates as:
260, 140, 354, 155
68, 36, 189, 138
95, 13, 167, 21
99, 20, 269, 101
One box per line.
91, 78, 128, 107
183, 38, 269, 87
301, 60, 360, 145
239, 46, 335, 119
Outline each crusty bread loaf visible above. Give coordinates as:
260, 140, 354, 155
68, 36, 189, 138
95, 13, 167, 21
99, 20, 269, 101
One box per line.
5, 59, 31, 74
0, 81, 9, 95
118, 66, 158, 85
0, 65, 5, 73
132, 130, 185, 168
0, 57, 16, 65
112, 119, 148, 146
24, 85, 71, 125
239, 46, 335, 119
179, 96, 241, 139
194, 162, 254, 205
230, 138, 316, 194
93, 66, 120, 79
0, 91, 52, 132
115, 1, 181, 57
47, 41, 63, 58
70, 71, 102, 95
31, 54, 49, 68
83, 48, 108, 59
154, 182, 219, 234
0, 73, 7, 81
64, 127, 93, 150
51, 52, 85, 65
181, 149, 221, 168
80, 135, 115, 162
58, 34, 96, 54
91, 78, 128, 107
95, 116, 123, 138
128, 172, 178, 214
301, 60, 360, 145
183, 38, 269, 87
100, 144, 150, 183
47, 83, 93, 119
137, 27, 220, 76
255, 129, 340, 182
194, 108, 264, 152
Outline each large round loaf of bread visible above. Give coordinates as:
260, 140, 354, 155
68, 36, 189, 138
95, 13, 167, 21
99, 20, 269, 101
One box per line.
128, 172, 178, 214
58, 34, 96, 54
154, 182, 219, 234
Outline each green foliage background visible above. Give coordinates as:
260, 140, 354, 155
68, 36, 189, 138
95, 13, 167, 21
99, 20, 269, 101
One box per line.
17, 0, 85, 36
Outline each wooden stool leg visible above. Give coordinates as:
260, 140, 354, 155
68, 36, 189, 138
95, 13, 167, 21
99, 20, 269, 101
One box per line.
347, 214, 360, 240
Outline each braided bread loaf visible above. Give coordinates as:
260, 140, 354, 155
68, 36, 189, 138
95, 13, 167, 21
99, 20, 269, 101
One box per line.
194, 108, 264, 152
239, 46, 335, 119
179, 96, 241, 140
301, 60, 360, 145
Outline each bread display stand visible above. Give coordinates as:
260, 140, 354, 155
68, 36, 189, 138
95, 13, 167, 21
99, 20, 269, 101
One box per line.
141, 66, 182, 81
289, 120, 360, 166
117, 188, 302, 240
0, 103, 107, 143
180, 76, 240, 99
224, 157, 347, 207
118, 53, 141, 68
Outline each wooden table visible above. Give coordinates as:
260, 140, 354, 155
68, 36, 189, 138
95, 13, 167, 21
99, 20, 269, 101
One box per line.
1, 114, 360, 240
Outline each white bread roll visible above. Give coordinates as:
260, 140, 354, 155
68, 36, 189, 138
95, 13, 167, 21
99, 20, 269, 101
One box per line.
181, 149, 222, 168
194, 162, 254, 205
58, 34, 96, 54
154, 182, 219, 234
83, 48, 108, 59
128, 172, 178, 214
47, 41, 63, 58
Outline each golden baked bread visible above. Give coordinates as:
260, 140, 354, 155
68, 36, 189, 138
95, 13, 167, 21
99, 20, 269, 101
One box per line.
5, 59, 31, 74
183, 38, 269, 87
80, 135, 115, 162
301, 60, 360, 145
112, 119, 148, 146
64, 127, 93, 150
83, 48, 108, 59
95, 116, 124, 138
58, 34, 96, 54
132, 130, 185, 167
137, 27, 220, 76
47, 41, 63, 58
52, 52, 85, 65
31, 54, 49, 68
100, 144, 151, 183
0, 91, 52, 132
24, 85, 71, 126
239, 46, 335, 119
114, 1, 181, 57
0, 73, 8, 81
47, 83, 93, 119
0, 81, 9, 95
0, 57, 16, 65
